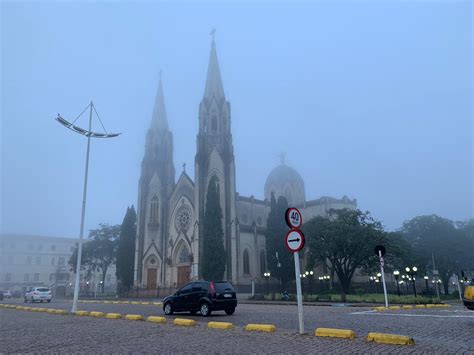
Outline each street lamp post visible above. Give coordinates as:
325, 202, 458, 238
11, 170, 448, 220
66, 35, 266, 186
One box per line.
55, 102, 120, 313
402, 275, 409, 294
264, 272, 271, 295
405, 266, 418, 297
393, 270, 400, 296
424, 276, 429, 296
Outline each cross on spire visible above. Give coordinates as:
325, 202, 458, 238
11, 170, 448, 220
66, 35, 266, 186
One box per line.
182, 162, 186, 173
210, 27, 216, 41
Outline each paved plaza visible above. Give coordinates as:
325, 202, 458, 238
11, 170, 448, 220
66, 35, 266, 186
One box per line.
1, 300, 473, 353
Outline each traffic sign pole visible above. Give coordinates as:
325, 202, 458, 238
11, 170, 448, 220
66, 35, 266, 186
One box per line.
379, 250, 389, 308
293, 251, 305, 334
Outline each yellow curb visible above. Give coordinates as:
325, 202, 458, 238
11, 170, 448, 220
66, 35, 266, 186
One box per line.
153, 302, 162, 306
388, 306, 401, 310
140, 302, 151, 305
125, 314, 143, 321
23, 307, 33, 311
244, 324, 276, 333
106, 313, 122, 319
147, 316, 167, 324
174, 318, 196, 327
131, 301, 141, 305
373, 306, 386, 312
103, 301, 111, 304
315, 328, 356, 339
37, 308, 48, 312
402, 305, 413, 309
426, 304, 436, 308
415, 305, 426, 309
75, 311, 90, 316
89, 311, 105, 317
54, 309, 68, 315
120, 301, 130, 304
208, 321, 234, 330
46, 309, 57, 313
434, 304, 446, 308
367, 332, 415, 345
16, 306, 25, 310
112, 301, 120, 304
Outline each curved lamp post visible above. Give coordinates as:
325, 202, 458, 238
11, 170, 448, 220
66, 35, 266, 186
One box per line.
55, 101, 121, 313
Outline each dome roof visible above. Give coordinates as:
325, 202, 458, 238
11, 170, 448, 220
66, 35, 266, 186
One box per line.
264, 164, 306, 206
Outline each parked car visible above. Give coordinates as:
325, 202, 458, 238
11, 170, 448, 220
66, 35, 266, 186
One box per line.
163, 280, 237, 316
0, 290, 3, 301
3, 290, 12, 299
24, 287, 52, 303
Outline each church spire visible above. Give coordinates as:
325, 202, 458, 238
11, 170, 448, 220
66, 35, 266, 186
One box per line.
151, 71, 169, 131
204, 34, 225, 100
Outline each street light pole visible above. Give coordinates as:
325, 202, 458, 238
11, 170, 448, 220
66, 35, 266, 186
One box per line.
424, 276, 429, 296
55, 102, 120, 314
393, 270, 400, 297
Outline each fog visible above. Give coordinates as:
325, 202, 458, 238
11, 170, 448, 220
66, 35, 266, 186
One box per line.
1, 1, 472, 237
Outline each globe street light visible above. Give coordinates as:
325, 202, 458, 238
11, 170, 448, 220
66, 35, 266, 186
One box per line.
263, 272, 271, 295
393, 270, 400, 296
55, 102, 120, 313
405, 267, 418, 297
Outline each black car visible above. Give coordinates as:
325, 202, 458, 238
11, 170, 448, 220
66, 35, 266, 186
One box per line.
163, 280, 237, 316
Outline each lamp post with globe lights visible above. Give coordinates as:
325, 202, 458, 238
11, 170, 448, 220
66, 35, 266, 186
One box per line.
405, 266, 418, 297
263, 272, 271, 295
424, 276, 430, 296
393, 270, 401, 296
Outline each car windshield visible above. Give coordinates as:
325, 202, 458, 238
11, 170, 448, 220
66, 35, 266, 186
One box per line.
36, 288, 50, 292
215, 282, 234, 293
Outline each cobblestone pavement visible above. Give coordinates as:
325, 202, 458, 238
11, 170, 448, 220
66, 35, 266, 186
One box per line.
1, 300, 473, 353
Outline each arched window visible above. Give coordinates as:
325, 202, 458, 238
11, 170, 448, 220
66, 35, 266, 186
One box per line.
243, 250, 250, 275
150, 196, 159, 223
260, 251, 266, 275
178, 245, 190, 264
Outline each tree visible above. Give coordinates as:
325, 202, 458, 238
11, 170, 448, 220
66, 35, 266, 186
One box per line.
69, 224, 120, 293
265, 193, 294, 289
401, 215, 474, 294
201, 176, 226, 281
303, 209, 388, 302
116, 206, 137, 292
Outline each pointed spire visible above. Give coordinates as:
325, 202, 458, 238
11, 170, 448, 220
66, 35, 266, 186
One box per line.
204, 34, 225, 100
151, 71, 169, 131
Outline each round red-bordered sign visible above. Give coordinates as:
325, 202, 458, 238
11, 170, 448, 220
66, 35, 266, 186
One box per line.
285, 207, 303, 229
285, 229, 305, 253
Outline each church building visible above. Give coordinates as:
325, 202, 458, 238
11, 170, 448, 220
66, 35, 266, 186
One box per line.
134, 38, 357, 289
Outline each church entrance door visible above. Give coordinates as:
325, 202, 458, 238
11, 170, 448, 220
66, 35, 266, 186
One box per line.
147, 268, 157, 290
177, 266, 191, 288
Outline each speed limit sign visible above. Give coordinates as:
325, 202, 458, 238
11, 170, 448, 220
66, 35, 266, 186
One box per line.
285, 207, 302, 229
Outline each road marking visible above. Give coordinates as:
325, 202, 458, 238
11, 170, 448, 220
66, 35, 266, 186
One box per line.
350, 311, 474, 318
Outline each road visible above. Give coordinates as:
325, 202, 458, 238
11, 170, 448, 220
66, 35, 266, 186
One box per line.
1, 300, 473, 353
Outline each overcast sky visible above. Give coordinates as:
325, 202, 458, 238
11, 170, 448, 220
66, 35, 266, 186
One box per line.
1, 0, 472, 238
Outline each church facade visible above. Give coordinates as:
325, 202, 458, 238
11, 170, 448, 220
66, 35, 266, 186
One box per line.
133, 39, 357, 289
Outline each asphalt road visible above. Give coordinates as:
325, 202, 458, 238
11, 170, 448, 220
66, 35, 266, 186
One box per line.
1, 299, 473, 353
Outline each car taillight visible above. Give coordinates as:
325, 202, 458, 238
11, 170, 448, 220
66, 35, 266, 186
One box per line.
210, 282, 216, 298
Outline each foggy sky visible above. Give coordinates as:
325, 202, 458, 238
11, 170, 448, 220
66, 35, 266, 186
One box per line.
1, 1, 472, 238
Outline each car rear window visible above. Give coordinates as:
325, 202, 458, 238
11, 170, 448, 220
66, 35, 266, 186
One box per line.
215, 282, 234, 293
36, 288, 50, 292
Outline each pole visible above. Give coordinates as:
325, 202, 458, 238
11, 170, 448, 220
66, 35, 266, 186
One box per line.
71, 102, 93, 314
379, 251, 389, 308
412, 278, 417, 298
455, 275, 463, 302
251, 280, 255, 298
396, 280, 400, 297
294, 251, 305, 334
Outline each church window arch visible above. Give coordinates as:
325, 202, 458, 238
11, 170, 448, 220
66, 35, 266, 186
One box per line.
150, 196, 159, 223
243, 250, 250, 275
260, 251, 266, 275
178, 246, 190, 264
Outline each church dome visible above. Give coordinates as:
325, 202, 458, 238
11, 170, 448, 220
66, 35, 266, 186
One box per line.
264, 163, 306, 206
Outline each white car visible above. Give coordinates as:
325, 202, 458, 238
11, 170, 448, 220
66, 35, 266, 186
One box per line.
24, 287, 52, 303
3, 290, 12, 298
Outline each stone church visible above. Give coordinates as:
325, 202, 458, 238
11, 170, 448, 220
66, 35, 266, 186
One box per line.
133, 38, 357, 290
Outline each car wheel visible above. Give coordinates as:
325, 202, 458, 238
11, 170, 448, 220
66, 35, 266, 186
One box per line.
200, 302, 211, 317
225, 308, 235, 315
163, 302, 173, 315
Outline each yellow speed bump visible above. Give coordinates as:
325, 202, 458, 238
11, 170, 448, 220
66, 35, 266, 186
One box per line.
131, 301, 140, 305
174, 318, 196, 326
140, 302, 151, 305
147, 316, 167, 324
388, 306, 401, 310
367, 332, 415, 345
23, 307, 33, 311
37, 308, 48, 312
125, 314, 143, 321
75, 311, 90, 316
106, 313, 122, 319
208, 321, 234, 330
54, 309, 68, 315
153, 302, 162, 306
103, 301, 111, 304
89, 311, 105, 317
47, 309, 57, 314
315, 328, 356, 339
373, 306, 386, 312
415, 304, 426, 309
16, 306, 25, 310
244, 324, 276, 333
112, 301, 120, 304
402, 305, 413, 309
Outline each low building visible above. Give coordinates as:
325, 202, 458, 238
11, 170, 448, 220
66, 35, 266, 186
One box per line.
0, 234, 117, 296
